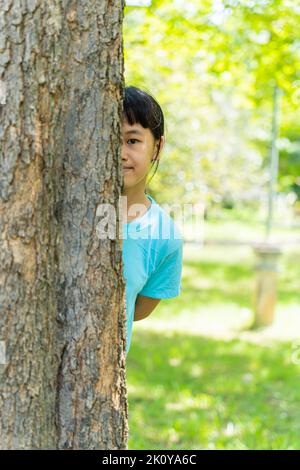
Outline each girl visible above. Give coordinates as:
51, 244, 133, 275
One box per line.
121, 86, 183, 356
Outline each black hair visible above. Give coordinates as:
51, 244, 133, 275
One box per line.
123, 86, 165, 186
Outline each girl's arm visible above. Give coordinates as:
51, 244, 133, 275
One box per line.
133, 294, 161, 321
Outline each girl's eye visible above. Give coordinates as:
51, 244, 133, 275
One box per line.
127, 139, 139, 144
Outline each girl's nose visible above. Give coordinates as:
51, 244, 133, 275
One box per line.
121, 144, 129, 161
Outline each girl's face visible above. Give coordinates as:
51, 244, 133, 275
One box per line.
121, 119, 162, 191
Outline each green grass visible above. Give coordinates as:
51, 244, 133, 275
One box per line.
126, 233, 300, 450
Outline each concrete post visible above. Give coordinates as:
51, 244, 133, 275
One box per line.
252, 243, 282, 327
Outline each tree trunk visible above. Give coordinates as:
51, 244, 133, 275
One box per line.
0, 0, 127, 450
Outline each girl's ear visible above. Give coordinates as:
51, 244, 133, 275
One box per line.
152, 136, 165, 162
159, 135, 165, 154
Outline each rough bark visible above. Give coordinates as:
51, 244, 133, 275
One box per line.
0, 0, 127, 450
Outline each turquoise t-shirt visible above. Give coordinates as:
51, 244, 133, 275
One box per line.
122, 193, 183, 355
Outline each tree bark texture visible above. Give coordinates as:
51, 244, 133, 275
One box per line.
0, 0, 128, 449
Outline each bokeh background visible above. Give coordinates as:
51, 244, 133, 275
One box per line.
124, 0, 300, 450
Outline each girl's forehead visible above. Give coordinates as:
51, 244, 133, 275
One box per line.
123, 120, 148, 136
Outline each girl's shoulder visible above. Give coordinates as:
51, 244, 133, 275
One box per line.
124, 194, 183, 254
147, 195, 183, 255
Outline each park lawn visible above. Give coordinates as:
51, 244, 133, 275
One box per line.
126, 242, 300, 450
184, 206, 300, 245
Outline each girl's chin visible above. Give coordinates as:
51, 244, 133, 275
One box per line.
122, 179, 136, 191
123, 170, 136, 183
123, 171, 135, 180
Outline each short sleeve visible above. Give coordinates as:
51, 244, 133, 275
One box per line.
139, 242, 183, 299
